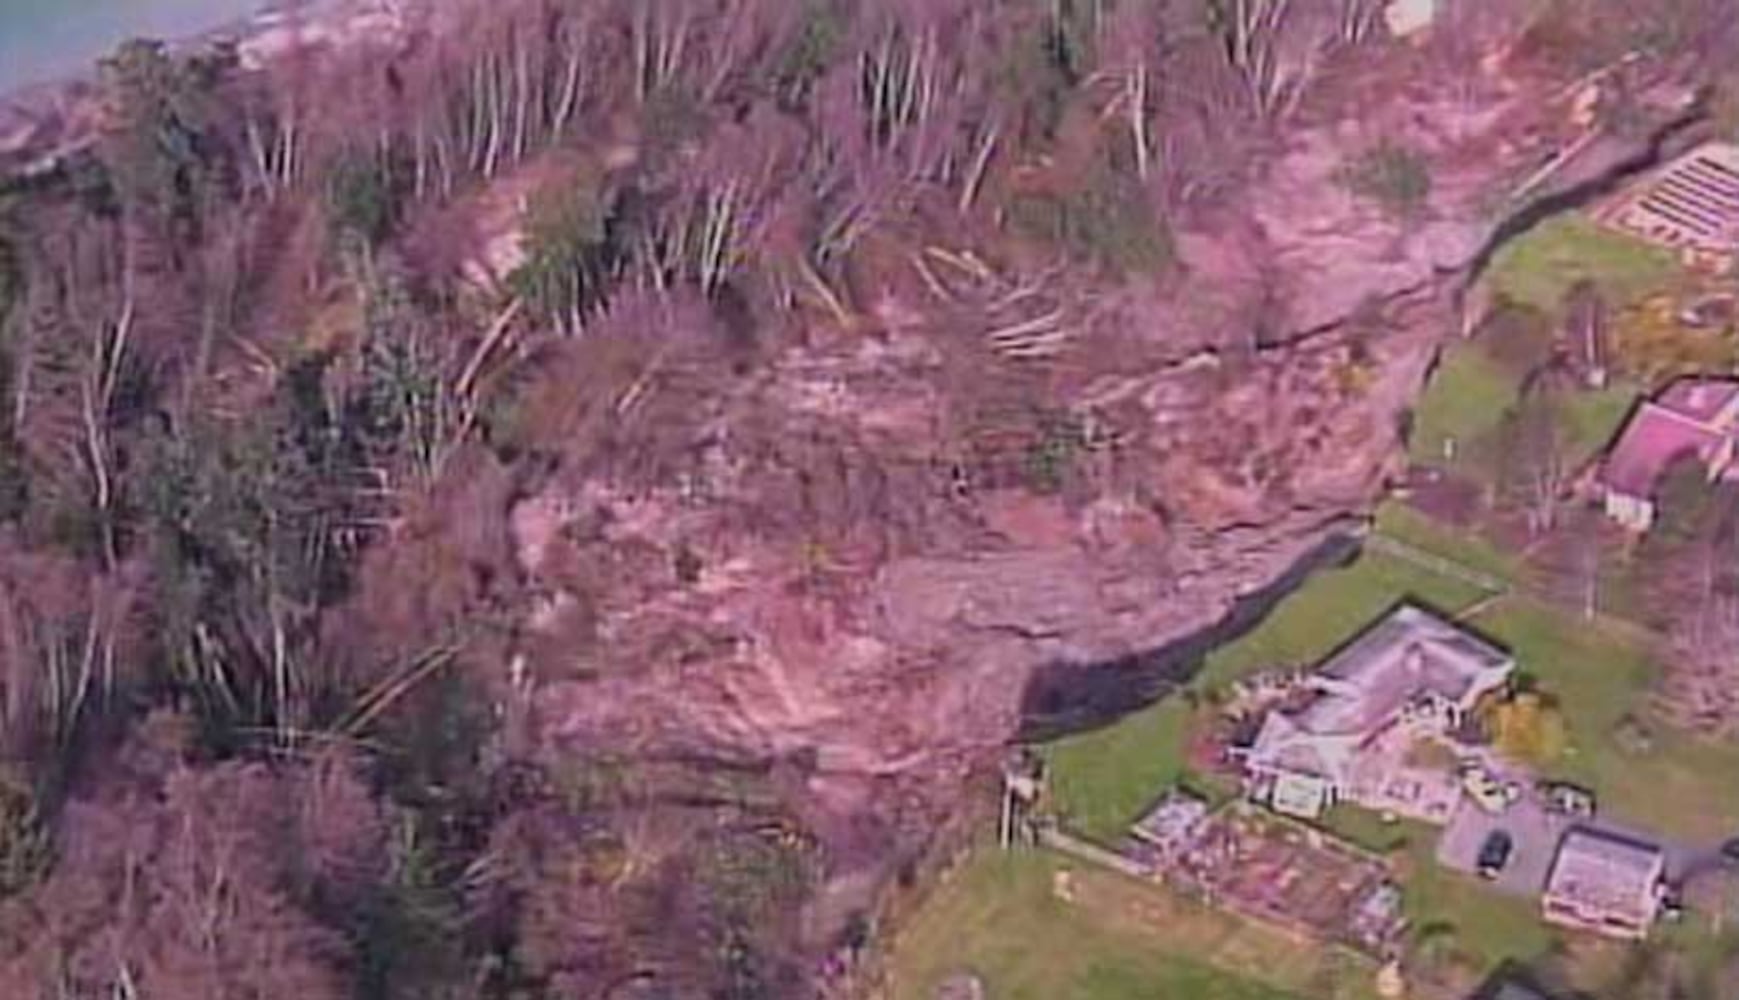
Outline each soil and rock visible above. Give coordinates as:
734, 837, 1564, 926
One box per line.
460, 19, 1711, 924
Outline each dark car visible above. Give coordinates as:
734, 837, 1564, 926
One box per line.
1538, 781, 1596, 819
1721, 838, 1739, 865
1477, 831, 1514, 879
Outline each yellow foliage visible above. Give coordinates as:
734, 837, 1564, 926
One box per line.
1611, 293, 1739, 383
1490, 693, 1568, 765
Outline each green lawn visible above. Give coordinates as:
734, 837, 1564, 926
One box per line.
1316, 803, 1430, 856
885, 849, 1376, 1000
1398, 836, 1559, 974
1045, 699, 1198, 843
1408, 344, 1520, 469
1406, 341, 1637, 481
1559, 382, 1640, 466
1467, 598, 1739, 841
1374, 502, 1519, 583
1483, 215, 1684, 316
1193, 551, 1487, 694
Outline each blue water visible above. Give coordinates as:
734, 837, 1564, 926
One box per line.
0, 0, 264, 92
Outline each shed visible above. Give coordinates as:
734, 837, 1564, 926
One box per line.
1384, 0, 1438, 38
1541, 829, 1665, 939
1130, 789, 1210, 857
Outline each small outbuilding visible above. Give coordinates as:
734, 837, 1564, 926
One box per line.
1384, 0, 1438, 39
1600, 142, 1739, 273
1129, 789, 1210, 861
1541, 829, 1666, 940
1599, 377, 1739, 532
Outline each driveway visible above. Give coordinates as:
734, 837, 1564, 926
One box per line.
1437, 791, 1715, 898
1437, 795, 1564, 896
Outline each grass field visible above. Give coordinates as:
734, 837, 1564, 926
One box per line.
1406, 338, 1640, 484
884, 849, 1379, 1000
1466, 598, 1739, 842
1407, 344, 1520, 469
1045, 699, 1199, 843
1410, 211, 1678, 483
1483, 215, 1684, 316
1396, 836, 1559, 975
1558, 382, 1640, 465
1374, 502, 1519, 582
1316, 803, 1428, 855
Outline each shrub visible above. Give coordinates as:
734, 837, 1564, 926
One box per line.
0, 776, 48, 898
508, 174, 622, 329
1021, 412, 1088, 493
1488, 692, 1568, 765
1340, 142, 1432, 219
326, 153, 400, 247
1007, 173, 1172, 278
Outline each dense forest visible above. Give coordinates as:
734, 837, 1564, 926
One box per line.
0, 1, 1734, 997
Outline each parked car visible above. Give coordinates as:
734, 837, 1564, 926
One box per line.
1721, 838, 1739, 865
1660, 883, 1686, 923
1679, 293, 1737, 330
1539, 781, 1597, 818
1462, 765, 1521, 814
1477, 831, 1514, 879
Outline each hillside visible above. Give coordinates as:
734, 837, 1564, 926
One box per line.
0, 2, 1733, 997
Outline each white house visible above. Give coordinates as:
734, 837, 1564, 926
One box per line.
1542, 830, 1666, 940
1242, 605, 1514, 820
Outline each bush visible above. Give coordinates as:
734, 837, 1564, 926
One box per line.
327, 153, 400, 247
1488, 692, 1568, 765
1007, 172, 1172, 278
508, 173, 622, 328
0, 776, 48, 898
1339, 142, 1432, 219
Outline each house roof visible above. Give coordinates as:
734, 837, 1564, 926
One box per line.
1130, 790, 1209, 850
1298, 605, 1511, 735
1544, 829, 1665, 925
1248, 606, 1512, 780
1602, 377, 1739, 497
1657, 377, 1739, 423
1614, 142, 1739, 252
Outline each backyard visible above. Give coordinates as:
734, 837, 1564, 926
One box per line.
1407, 208, 1696, 505
1034, 511, 1739, 990
1046, 528, 1739, 846
883, 848, 1380, 1000
1405, 334, 1641, 481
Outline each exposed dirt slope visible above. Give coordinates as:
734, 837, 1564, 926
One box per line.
423, 35, 1702, 850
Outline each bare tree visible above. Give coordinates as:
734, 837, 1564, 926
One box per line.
1495, 382, 1565, 537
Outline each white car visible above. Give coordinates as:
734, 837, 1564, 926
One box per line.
1461, 765, 1520, 813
